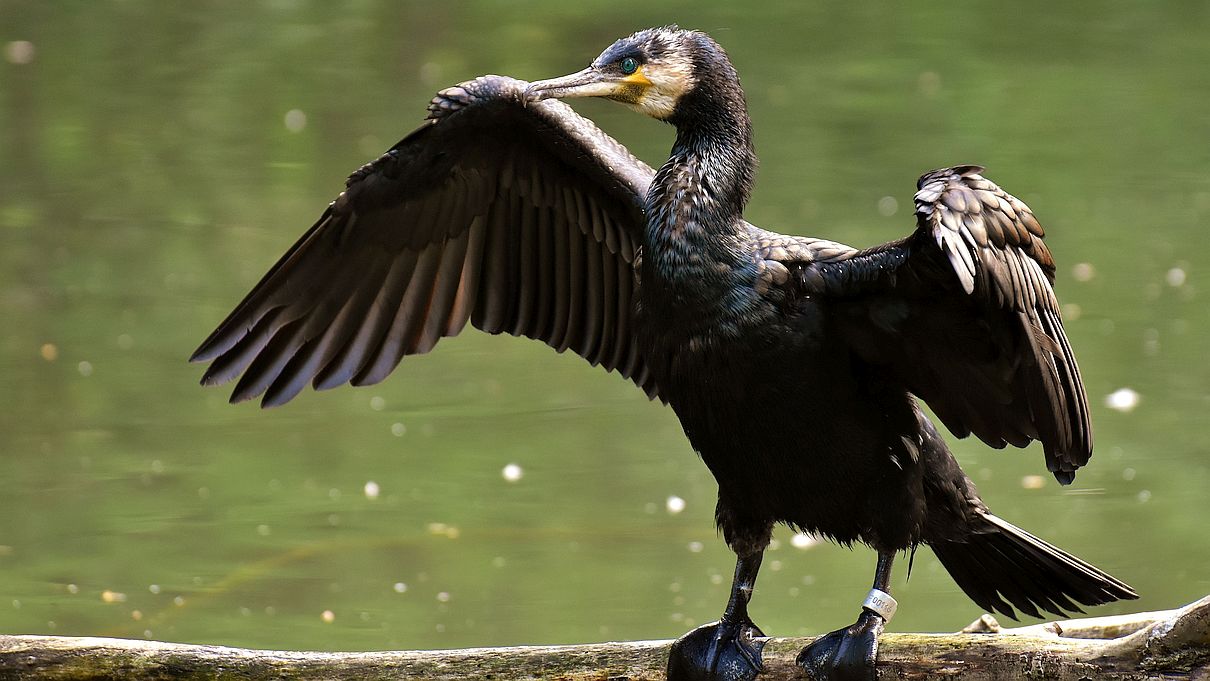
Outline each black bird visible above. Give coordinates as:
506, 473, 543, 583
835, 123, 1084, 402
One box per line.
192, 26, 1137, 681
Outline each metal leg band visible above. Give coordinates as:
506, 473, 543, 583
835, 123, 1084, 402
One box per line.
862, 588, 897, 621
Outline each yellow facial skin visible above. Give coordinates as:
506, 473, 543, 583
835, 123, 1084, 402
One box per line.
615, 63, 694, 120
527, 56, 696, 121
620, 69, 653, 87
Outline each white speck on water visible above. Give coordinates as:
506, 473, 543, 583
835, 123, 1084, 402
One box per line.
877, 196, 898, 217
1137, 489, 1152, 503
329, 488, 341, 500
1021, 475, 1046, 490
710, 573, 724, 585
644, 502, 657, 514
5, 40, 34, 65
791, 532, 820, 550
393, 582, 408, 594
1122, 468, 1136, 481
77, 361, 93, 377
1072, 262, 1095, 282
1062, 303, 1082, 321
390, 422, 407, 437
364, 481, 380, 499
502, 463, 523, 482
148, 584, 160, 595
197, 486, 210, 500
436, 592, 451, 603
427, 523, 460, 539
102, 590, 127, 604
369, 396, 385, 411
1105, 388, 1140, 413
666, 496, 686, 514
1166, 267, 1187, 287
240, 607, 252, 616
492, 556, 506, 568
321, 610, 335, 623
801, 575, 816, 586
327, 513, 340, 526
11, 599, 19, 609
770, 560, 783, 571
117, 334, 134, 350
688, 541, 704, 553
284, 109, 307, 133
257, 524, 271, 536
669, 581, 682, 593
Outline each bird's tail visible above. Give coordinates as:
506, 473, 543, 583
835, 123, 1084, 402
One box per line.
930, 512, 1138, 620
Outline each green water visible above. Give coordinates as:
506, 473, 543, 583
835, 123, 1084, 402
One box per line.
2, 1, 1208, 653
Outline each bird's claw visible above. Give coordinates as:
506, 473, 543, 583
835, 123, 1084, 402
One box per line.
797, 609, 884, 681
666, 618, 766, 681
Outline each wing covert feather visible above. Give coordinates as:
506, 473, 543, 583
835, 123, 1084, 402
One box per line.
778, 166, 1090, 482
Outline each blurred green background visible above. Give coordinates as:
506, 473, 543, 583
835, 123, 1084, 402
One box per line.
2, 0, 1208, 653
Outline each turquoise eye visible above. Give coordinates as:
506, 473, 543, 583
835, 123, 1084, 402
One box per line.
620, 57, 639, 75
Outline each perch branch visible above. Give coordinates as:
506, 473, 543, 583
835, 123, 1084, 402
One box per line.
2, 595, 1207, 680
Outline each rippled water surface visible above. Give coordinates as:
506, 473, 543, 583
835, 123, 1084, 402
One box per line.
2, 1, 1208, 652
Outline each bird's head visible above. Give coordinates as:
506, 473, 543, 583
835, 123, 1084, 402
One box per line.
526, 26, 714, 121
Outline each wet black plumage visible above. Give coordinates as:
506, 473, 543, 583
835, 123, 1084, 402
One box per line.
193, 26, 1135, 680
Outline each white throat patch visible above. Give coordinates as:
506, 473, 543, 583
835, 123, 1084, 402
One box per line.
630, 58, 695, 120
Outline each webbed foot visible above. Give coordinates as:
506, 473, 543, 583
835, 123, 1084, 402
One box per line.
796, 609, 884, 681
666, 617, 766, 681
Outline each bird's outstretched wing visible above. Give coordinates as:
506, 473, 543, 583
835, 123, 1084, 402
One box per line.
770, 165, 1090, 483
191, 76, 659, 406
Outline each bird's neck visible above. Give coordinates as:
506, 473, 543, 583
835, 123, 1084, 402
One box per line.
643, 79, 758, 286
668, 108, 756, 219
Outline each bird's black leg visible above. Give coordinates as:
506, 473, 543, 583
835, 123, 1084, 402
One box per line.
797, 550, 897, 681
667, 549, 767, 681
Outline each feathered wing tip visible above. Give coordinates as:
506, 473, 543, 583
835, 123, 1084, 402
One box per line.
931, 512, 1137, 620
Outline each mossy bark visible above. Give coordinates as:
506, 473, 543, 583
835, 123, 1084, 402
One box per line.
2, 595, 1207, 680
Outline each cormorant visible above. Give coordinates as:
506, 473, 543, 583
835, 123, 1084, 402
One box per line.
192, 26, 1137, 681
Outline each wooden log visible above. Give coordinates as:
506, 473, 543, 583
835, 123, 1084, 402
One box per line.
1, 595, 1207, 680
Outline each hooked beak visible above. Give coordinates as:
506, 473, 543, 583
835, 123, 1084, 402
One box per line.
525, 67, 637, 104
